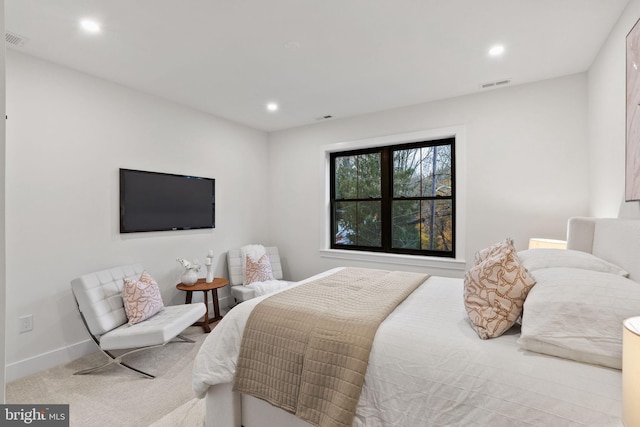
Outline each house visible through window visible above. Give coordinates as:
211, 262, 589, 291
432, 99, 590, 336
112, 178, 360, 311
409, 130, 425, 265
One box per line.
330, 137, 455, 257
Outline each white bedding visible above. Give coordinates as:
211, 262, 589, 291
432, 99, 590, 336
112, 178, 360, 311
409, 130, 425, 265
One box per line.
192, 268, 622, 427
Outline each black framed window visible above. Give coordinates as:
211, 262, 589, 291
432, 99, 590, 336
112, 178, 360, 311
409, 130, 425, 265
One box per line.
330, 137, 455, 257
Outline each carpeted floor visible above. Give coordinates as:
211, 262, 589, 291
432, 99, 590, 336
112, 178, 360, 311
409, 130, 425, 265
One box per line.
6, 325, 214, 427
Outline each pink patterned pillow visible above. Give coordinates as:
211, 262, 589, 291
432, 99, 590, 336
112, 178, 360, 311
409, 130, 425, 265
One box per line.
123, 271, 164, 325
245, 254, 274, 285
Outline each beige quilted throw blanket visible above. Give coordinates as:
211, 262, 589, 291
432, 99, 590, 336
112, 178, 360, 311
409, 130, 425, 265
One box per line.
233, 267, 428, 427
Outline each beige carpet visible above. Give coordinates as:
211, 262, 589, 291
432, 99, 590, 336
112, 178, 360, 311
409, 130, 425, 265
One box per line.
6, 325, 213, 427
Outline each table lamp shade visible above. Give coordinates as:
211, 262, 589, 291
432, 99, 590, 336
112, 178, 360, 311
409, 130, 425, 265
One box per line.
623, 317, 640, 426
528, 238, 567, 249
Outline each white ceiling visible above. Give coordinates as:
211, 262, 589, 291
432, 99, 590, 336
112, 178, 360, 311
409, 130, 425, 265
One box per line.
5, 0, 630, 132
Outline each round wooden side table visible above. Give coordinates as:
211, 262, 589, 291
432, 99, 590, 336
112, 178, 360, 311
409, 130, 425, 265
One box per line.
176, 277, 229, 333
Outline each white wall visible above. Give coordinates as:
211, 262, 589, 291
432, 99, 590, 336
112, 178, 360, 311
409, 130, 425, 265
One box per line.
588, 0, 640, 218
268, 74, 590, 281
4, 50, 270, 381
1, 0, 7, 402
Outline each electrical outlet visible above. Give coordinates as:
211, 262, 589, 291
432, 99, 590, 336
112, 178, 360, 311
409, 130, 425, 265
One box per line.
19, 315, 33, 333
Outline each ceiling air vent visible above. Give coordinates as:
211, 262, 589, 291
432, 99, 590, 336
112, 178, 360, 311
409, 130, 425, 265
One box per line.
5, 32, 28, 47
480, 79, 511, 89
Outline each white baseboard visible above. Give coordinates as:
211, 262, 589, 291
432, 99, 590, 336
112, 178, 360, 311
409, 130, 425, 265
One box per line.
5, 339, 96, 383
5, 296, 233, 382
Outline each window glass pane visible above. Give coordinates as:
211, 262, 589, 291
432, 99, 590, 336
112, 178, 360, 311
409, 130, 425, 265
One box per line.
435, 144, 452, 196
335, 153, 381, 199
357, 153, 381, 198
335, 156, 357, 199
334, 201, 356, 245
393, 148, 421, 197
391, 200, 421, 249
355, 201, 381, 247
420, 200, 453, 251
422, 145, 452, 197
334, 201, 381, 247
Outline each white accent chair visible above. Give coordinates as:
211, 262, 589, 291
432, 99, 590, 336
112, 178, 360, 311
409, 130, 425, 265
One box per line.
70, 263, 206, 379
227, 246, 286, 302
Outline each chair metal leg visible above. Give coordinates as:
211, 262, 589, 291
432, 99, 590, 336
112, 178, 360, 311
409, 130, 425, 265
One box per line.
74, 358, 155, 379
73, 307, 197, 379
74, 345, 162, 379
175, 334, 195, 343
75, 335, 197, 378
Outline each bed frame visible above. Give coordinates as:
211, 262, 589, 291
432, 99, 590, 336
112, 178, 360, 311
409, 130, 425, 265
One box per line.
205, 217, 640, 427
567, 217, 640, 281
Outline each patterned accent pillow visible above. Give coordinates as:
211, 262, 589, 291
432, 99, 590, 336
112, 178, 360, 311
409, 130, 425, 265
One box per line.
123, 271, 164, 325
245, 254, 274, 285
464, 247, 536, 339
474, 238, 514, 265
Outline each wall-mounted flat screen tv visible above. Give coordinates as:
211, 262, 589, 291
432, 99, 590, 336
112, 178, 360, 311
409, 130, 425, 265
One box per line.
120, 168, 215, 233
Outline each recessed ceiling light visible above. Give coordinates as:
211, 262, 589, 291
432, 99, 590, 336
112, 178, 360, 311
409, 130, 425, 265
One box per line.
489, 44, 505, 57
80, 19, 102, 34
266, 102, 279, 112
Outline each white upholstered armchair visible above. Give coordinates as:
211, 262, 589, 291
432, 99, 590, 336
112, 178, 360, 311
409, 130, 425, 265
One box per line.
70, 263, 206, 378
227, 246, 291, 302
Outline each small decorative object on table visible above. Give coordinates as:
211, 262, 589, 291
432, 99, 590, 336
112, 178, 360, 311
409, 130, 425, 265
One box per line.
177, 257, 200, 286
205, 250, 214, 283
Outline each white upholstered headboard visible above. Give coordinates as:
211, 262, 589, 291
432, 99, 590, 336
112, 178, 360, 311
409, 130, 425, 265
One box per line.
567, 217, 640, 282
226, 246, 284, 286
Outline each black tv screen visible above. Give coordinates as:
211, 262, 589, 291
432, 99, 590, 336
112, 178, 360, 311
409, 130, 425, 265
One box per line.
120, 168, 215, 233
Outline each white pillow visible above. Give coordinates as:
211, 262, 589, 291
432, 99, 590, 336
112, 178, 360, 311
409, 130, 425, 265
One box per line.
518, 267, 640, 369
516, 249, 629, 277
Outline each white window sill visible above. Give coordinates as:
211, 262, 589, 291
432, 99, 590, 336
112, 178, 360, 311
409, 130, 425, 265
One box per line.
319, 249, 466, 272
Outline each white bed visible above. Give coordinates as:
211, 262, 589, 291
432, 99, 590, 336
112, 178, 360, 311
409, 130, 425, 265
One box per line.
193, 217, 640, 427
